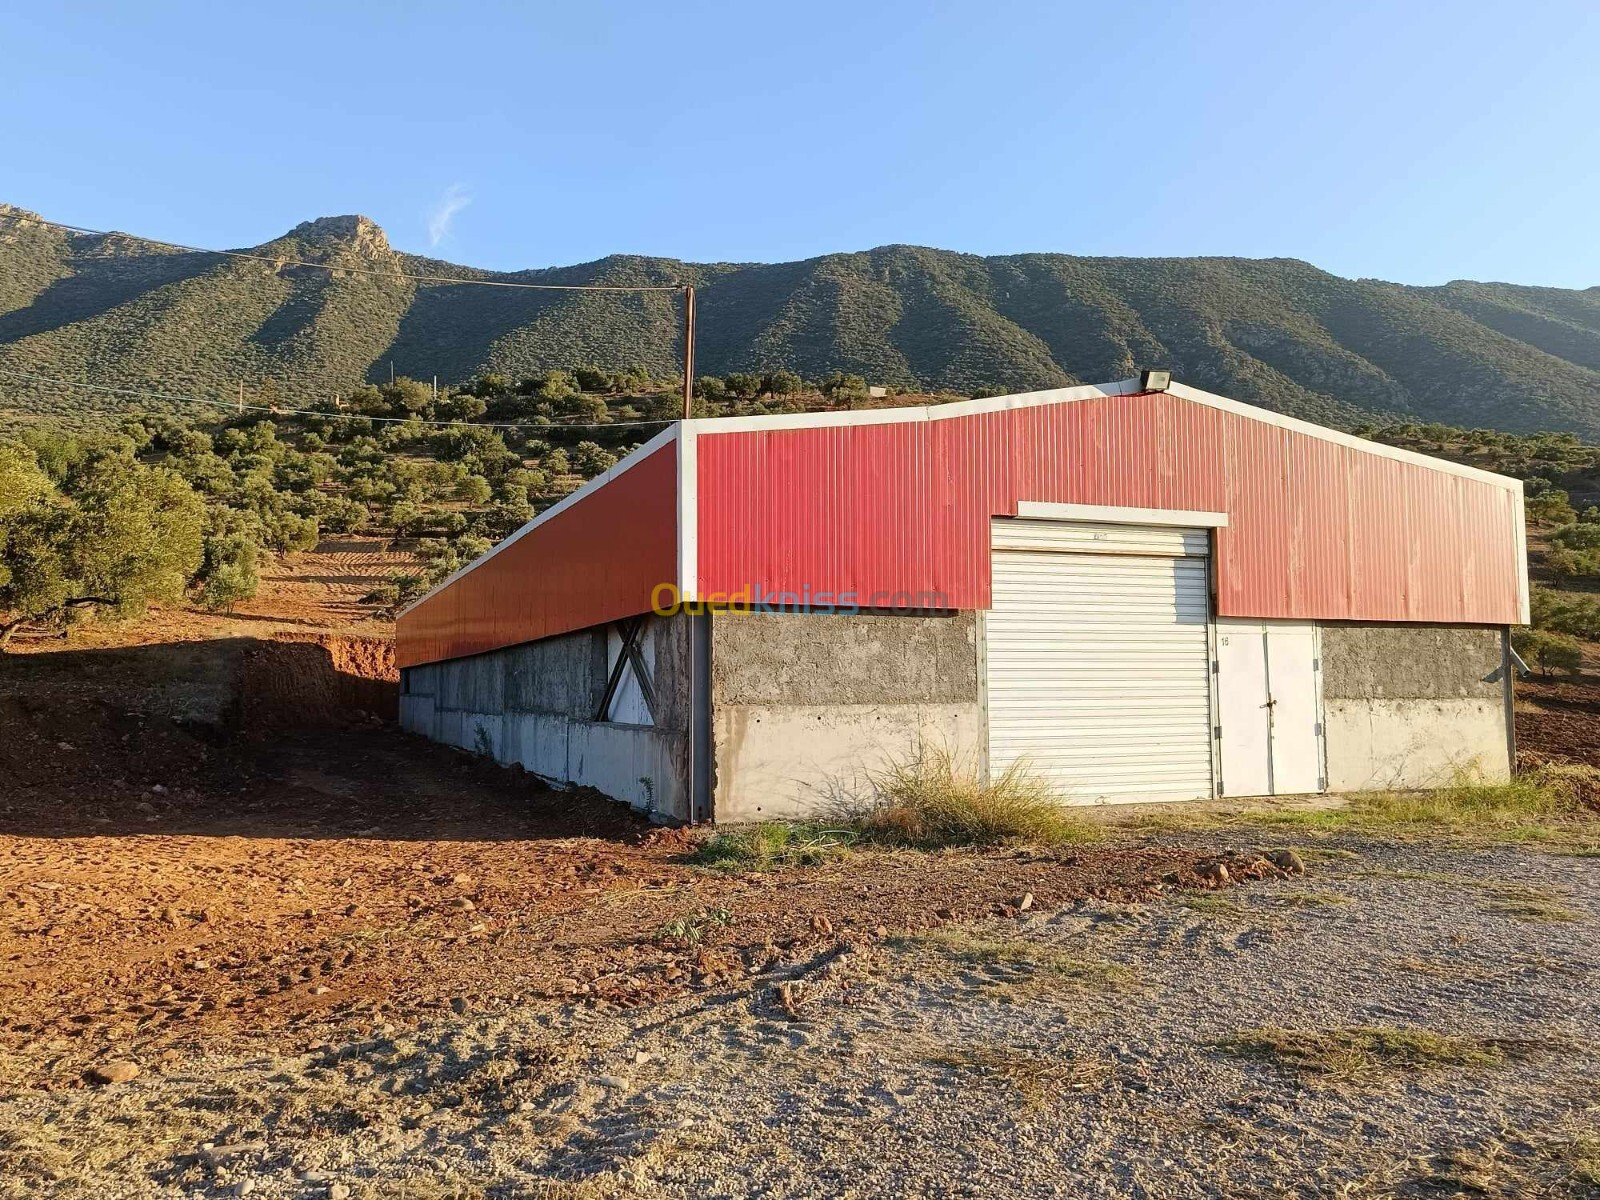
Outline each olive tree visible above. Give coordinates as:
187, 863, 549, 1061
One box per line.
0, 457, 205, 647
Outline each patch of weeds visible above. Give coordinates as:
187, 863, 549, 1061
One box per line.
1385, 954, 1492, 981
685, 823, 855, 872
1562, 1136, 1600, 1186
924, 1044, 1111, 1108
1177, 894, 1248, 918
1481, 896, 1583, 923
1287, 845, 1361, 862
1263, 889, 1352, 908
654, 906, 732, 947
355, 1179, 497, 1200
841, 747, 1102, 848
897, 928, 1134, 989
1402, 1133, 1600, 1198
1123, 770, 1600, 848
1259, 774, 1592, 843
1212, 1026, 1545, 1078
1407, 1141, 1519, 1197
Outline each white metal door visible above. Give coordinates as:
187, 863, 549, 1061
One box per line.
1215, 619, 1324, 796
986, 519, 1214, 805
1264, 623, 1323, 794
1216, 626, 1272, 797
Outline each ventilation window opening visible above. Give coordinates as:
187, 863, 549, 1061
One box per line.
597, 616, 657, 726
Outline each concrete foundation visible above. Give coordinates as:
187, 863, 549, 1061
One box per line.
709, 610, 983, 821
1319, 623, 1512, 790
402, 609, 1516, 823
399, 614, 698, 821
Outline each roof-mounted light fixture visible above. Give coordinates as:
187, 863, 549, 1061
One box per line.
1140, 369, 1173, 392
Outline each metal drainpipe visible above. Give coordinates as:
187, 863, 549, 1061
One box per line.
687, 612, 697, 825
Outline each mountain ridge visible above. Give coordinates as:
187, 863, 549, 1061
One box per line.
4, 203, 1600, 436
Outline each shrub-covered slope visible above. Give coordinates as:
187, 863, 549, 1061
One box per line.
4, 204, 1600, 435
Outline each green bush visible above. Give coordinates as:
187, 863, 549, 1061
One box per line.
764, 369, 803, 397
196, 532, 260, 611
1551, 522, 1600, 551
1546, 547, 1600, 577
695, 376, 728, 402
0, 459, 205, 645
1530, 586, 1600, 641
687, 823, 856, 871
820, 371, 869, 403
1530, 489, 1579, 524
1514, 627, 1583, 675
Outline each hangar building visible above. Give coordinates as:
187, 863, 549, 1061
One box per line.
395, 376, 1528, 823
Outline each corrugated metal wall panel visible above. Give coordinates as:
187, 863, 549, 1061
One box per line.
695, 391, 1524, 624
396, 444, 677, 668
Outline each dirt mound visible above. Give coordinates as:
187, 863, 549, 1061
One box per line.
0, 694, 216, 817
0, 634, 398, 834
239, 634, 397, 730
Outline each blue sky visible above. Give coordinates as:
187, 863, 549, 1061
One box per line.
6, 1, 1598, 286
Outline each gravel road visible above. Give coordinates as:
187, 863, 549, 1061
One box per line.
6, 837, 1598, 1199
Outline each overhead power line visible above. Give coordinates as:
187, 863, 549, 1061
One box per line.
23, 215, 685, 293
0, 367, 677, 431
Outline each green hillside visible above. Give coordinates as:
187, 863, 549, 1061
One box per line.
4, 203, 1600, 435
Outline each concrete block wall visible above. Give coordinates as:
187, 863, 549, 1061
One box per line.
400, 614, 695, 821
709, 610, 982, 821
1318, 623, 1512, 790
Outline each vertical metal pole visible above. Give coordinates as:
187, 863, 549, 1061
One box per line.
681, 284, 696, 420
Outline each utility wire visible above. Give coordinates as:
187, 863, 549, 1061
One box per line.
0, 367, 677, 430
21, 216, 686, 293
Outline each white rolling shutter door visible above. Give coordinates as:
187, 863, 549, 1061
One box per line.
987, 519, 1215, 805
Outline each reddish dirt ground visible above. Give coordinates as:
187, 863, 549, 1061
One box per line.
0, 696, 1227, 1080
5, 545, 1594, 1087
1517, 675, 1600, 766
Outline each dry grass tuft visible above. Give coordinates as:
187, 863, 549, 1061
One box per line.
1481, 895, 1584, 923
924, 1044, 1112, 1108
355, 1180, 496, 1200
1263, 889, 1352, 908
1563, 1136, 1600, 1186
845, 748, 1101, 848
1177, 894, 1249, 918
899, 928, 1134, 989
1212, 1025, 1545, 1078
1289, 846, 1362, 862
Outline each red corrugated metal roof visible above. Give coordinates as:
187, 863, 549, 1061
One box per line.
396, 438, 678, 668
693, 384, 1526, 625
394, 378, 1528, 669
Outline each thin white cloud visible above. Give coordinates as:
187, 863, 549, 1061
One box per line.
426, 184, 471, 247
